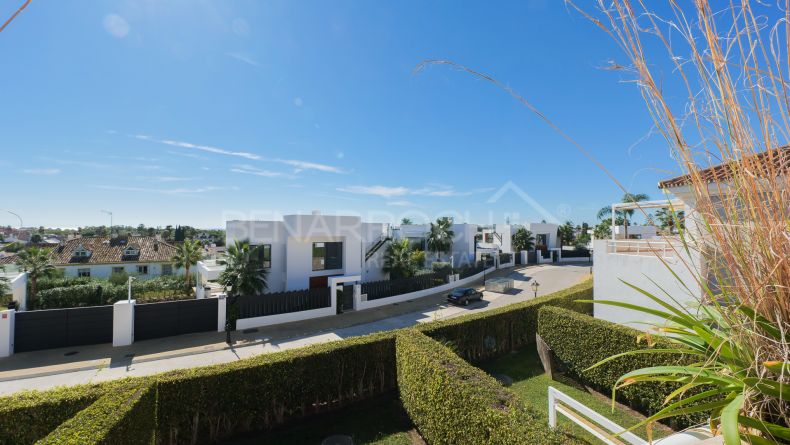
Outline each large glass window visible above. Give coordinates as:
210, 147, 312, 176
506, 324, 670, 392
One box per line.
77, 268, 91, 277
312, 242, 342, 270
250, 244, 272, 269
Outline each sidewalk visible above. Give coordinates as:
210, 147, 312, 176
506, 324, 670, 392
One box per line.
0, 263, 590, 394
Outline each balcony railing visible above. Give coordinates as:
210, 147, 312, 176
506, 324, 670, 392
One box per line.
605, 239, 681, 258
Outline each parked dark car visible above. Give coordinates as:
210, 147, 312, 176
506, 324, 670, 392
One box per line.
447, 287, 483, 306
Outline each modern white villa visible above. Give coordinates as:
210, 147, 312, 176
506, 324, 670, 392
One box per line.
395, 222, 513, 267
594, 146, 789, 327
222, 212, 389, 293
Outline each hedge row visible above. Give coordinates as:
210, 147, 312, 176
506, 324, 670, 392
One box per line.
0, 281, 594, 444
155, 331, 396, 444
396, 329, 584, 445
35, 276, 190, 309
537, 306, 707, 429
0, 383, 109, 445
419, 279, 593, 362
38, 381, 157, 445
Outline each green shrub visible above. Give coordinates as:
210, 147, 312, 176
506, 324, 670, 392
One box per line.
0, 383, 108, 445
108, 271, 129, 286
537, 306, 706, 429
419, 279, 593, 362
35, 276, 93, 292
34, 276, 190, 309
430, 261, 453, 277
395, 330, 584, 445
155, 331, 397, 444
37, 381, 157, 445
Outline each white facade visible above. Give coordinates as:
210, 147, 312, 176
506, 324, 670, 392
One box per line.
612, 224, 658, 240
396, 223, 483, 268
58, 262, 183, 280
226, 212, 389, 292
524, 223, 560, 250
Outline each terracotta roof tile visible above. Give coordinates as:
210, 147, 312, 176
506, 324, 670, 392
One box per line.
658, 146, 790, 189
48, 236, 177, 265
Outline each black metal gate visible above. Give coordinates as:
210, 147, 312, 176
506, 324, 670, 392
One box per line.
14, 305, 113, 353
337, 284, 354, 313
134, 298, 218, 341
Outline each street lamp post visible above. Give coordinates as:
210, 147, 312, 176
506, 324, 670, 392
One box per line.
531, 280, 540, 298
127, 276, 136, 302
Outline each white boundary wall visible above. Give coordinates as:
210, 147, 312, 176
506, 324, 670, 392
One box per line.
593, 239, 702, 328
355, 266, 496, 311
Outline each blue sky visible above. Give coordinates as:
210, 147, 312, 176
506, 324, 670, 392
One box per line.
0, 1, 684, 229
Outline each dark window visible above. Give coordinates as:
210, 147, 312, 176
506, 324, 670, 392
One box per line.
112, 267, 124, 274
312, 242, 342, 271
261, 244, 271, 269
250, 244, 272, 269
77, 268, 90, 277
162, 264, 173, 276
137, 265, 149, 275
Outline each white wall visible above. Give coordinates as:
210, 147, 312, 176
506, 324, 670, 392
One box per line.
612, 225, 658, 239
10, 273, 26, 311
526, 223, 560, 250
59, 263, 184, 280
593, 239, 702, 329
226, 220, 288, 292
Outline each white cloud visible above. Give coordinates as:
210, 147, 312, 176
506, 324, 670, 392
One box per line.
134, 134, 346, 174
336, 185, 410, 198
293, 97, 304, 107
136, 176, 199, 183
22, 168, 60, 175
386, 200, 417, 207
230, 165, 295, 179
103, 14, 130, 38
337, 184, 494, 198
225, 52, 261, 67
96, 185, 235, 195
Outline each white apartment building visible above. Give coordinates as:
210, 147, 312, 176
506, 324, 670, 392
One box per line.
225, 212, 389, 292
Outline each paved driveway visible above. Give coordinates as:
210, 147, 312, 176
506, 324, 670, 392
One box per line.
0, 263, 590, 395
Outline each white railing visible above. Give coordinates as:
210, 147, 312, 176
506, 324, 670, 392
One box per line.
605, 239, 680, 258
548, 387, 646, 445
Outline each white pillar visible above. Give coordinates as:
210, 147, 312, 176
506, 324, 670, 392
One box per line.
10, 273, 27, 312
217, 294, 227, 332
0, 309, 14, 357
113, 300, 135, 347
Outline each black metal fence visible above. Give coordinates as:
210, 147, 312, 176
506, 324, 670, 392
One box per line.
362, 272, 445, 301
14, 305, 113, 353
238, 287, 331, 319
499, 253, 512, 264
134, 298, 218, 341
456, 263, 486, 279
561, 247, 591, 258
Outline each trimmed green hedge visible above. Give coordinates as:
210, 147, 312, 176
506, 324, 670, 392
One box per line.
420, 279, 592, 361
0, 383, 110, 445
155, 331, 397, 444
537, 306, 706, 429
35, 276, 190, 309
37, 381, 157, 445
396, 329, 584, 445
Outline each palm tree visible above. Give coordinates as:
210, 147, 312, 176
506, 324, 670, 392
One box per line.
597, 193, 649, 239
400, 218, 413, 225
17, 247, 54, 307
171, 239, 203, 290
218, 240, 269, 296
426, 217, 454, 262
383, 239, 424, 279
512, 227, 535, 252
653, 208, 685, 234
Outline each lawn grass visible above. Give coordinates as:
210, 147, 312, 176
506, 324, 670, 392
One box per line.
479, 348, 675, 443
223, 394, 418, 445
